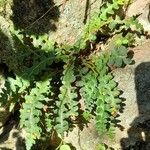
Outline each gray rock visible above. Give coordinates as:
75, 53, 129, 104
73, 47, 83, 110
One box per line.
64, 40, 150, 150
126, 0, 150, 33
9, 0, 102, 45
112, 40, 150, 149
45, 0, 103, 45
0, 68, 10, 127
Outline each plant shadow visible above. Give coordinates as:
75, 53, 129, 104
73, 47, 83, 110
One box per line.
120, 62, 150, 149
0, 26, 59, 149
11, 0, 60, 35
0, 109, 25, 150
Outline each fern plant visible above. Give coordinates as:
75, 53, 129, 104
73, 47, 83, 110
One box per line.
75, 0, 143, 50
20, 79, 52, 150
75, 0, 127, 47
55, 61, 78, 135
77, 54, 121, 134
0, 0, 144, 149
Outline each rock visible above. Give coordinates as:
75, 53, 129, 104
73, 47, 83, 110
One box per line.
64, 40, 150, 150
0, 67, 11, 127
0, 127, 25, 150
126, 0, 150, 33
0, 107, 10, 127
127, 0, 150, 17
10, 0, 102, 45
112, 40, 150, 149
50, 0, 102, 45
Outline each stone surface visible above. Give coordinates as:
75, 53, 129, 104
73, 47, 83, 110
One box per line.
126, 0, 150, 33
0, 41, 149, 150
0, 126, 25, 150
111, 39, 150, 149
127, 0, 150, 17
9, 0, 102, 45
48, 0, 102, 45
0, 67, 11, 128
0, 1, 150, 149
64, 40, 150, 150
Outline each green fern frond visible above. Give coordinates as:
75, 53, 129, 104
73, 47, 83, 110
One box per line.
10, 31, 56, 80
96, 72, 121, 133
8, 75, 30, 93
21, 52, 55, 80
0, 75, 30, 111
122, 16, 144, 32
77, 67, 97, 114
84, 0, 125, 41
55, 62, 78, 135
30, 35, 55, 52
20, 79, 52, 150
45, 113, 52, 132
78, 54, 121, 133
108, 45, 132, 67
94, 55, 121, 133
